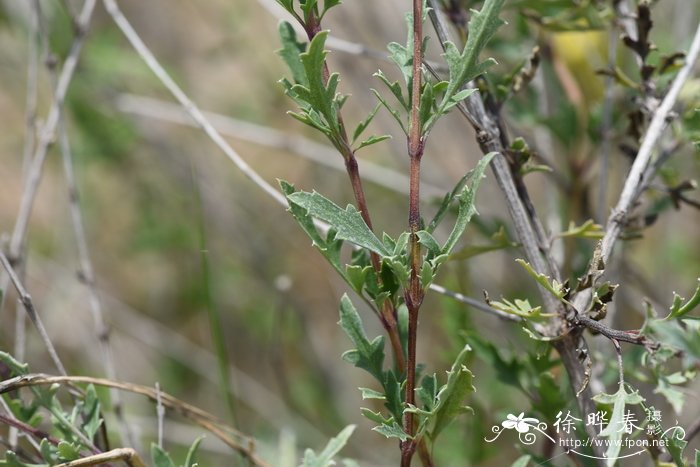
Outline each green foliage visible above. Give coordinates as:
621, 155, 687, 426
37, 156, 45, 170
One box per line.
338, 294, 386, 382
593, 384, 644, 467
286, 190, 389, 256
301, 425, 356, 467
515, 259, 568, 301
666, 279, 700, 319
407, 345, 476, 441
437, 0, 505, 122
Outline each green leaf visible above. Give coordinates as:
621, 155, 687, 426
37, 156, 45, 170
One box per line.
667, 279, 700, 319
280, 181, 348, 280
300, 31, 340, 134
374, 70, 409, 110
338, 294, 386, 382
0, 351, 29, 376
371, 87, 408, 135
440, 0, 505, 110
372, 422, 410, 441
355, 134, 391, 152
593, 385, 644, 466
287, 190, 390, 256
151, 444, 176, 467
80, 385, 102, 442
488, 297, 551, 320
359, 387, 385, 400
442, 153, 495, 255
184, 435, 205, 467
275, 0, 295, 14
351, 103, 381, 145
277, 22, 307, 86
413, 345, 476, 440
383, 370, 404, 423
321, 0, 342, 19
556, 220, 604, 240
515, 259, 567, 300
302, 425, 356, 467
57, 442, 80, 462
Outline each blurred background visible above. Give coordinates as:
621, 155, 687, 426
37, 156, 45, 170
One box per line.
0, 0, 699, 465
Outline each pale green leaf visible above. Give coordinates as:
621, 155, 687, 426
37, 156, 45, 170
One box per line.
442, 152, 495, 255
338, 295, 386, 382
302, 425, 356, 467
372, 422, 410, 441
287, 190, 390, 256
151, 444, 176, 467
184, 436, 205, 467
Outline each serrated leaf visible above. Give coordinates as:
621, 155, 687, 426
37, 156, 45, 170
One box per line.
338, 295, 386, 382
151, 444, 176, 467
372, 422, 410, 441
442, 153, 495, 255
416, 230, 441, 256
80, 385, 102, 441
383, 370, 404, 422
57, 442, 80, 462
488, 297, 551, 321
440, 0, 505, 110
360, 408, 392, 425
359, 387, 385, 400
277, 22, 307, 86
427, 345, 475, 439
280, 181, 349, 280
515, 259, 567, 300
302, 425, 356, 467
346, 265, 370, 294
416, 374, 438, 411
184, 435, 205, 467
287, 190, 389, 256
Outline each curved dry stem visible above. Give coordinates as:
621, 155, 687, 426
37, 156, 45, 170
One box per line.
0, 374, 269, 467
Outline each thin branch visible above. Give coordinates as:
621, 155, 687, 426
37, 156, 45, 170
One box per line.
0, 0, 96, 279
54, 448, 147, 467
428, 284, 522, 321
57, 89, 135, 450
573, 315, 657, 348
573, 21, 700, 312
0, 250, 66, 376
101, 0, 287, 208
115, 93, 445, 198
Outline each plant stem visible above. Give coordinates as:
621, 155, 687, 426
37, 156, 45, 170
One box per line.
303, 13, 407, 372
402, 0, 426, 464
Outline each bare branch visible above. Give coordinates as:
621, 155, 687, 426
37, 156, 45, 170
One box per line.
574, 21, 700, 312
0, 250, 66, 376
115, 94, 446, 198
